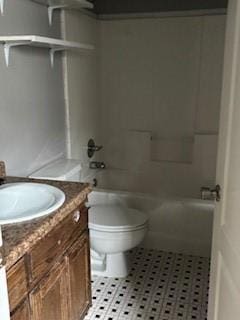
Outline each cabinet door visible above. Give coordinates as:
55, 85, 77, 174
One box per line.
11, 300, 30, 320
30, 258, 70, 320
68, 232, 91, 320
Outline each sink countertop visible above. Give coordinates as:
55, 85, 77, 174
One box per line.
2, 177, 92, 270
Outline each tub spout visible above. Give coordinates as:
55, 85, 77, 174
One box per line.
89, 161, 106, 170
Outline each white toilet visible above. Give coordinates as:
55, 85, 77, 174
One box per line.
89, 205, 148, 277
30, 158, 148, 278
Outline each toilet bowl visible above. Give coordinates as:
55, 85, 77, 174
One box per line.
89, 205, 148, 277
29, 158, 148, 278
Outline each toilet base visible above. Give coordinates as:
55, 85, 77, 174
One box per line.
91, 251, 130, 278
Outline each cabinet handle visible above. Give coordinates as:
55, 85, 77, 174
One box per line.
73, 210, 81, 223
57, 239, 62, 246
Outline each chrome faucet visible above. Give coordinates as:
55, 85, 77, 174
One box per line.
201, 185, 221, 201
89, 161, 106, 169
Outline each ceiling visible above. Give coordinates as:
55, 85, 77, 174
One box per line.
90, 0, 228, 15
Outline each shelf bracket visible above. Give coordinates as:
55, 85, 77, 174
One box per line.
49, 47, 65, 67
4, 42, 29, 67
0, 0, 4, 16
48, 5, 67, 25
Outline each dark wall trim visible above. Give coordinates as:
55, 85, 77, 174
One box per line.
93, 0, 228, 15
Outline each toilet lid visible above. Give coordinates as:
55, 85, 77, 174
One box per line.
89, 205, 148, 232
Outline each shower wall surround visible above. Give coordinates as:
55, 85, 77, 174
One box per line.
0, 1, 225, 199
98, 15, 226, 197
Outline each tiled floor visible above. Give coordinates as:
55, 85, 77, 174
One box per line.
85, 248, 210, 320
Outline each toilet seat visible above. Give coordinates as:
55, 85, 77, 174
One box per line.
89, 205, 148, 232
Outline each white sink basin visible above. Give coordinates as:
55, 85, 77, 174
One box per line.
0, 183, 65, 225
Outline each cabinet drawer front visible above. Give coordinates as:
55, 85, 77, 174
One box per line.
7, 258, 28, 312
29, 205, 88, 286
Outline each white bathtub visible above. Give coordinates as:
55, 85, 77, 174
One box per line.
87, 189, 214, 257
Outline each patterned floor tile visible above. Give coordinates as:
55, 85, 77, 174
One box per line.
84, 248, 210, 320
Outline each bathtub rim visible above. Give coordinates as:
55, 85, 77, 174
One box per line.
90, 187, 215, 209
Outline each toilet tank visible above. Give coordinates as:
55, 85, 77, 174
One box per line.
29, 159, 82, 182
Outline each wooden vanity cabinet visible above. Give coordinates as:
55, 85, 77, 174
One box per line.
11, 300, 31, 320
7, 203, 91, 320
29, 231, 90, 320
28, 204, 88, 288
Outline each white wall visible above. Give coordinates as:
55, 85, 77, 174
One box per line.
98, 15, 226, 197
0, 3, 225, 199
0, 0, 66, 176
62, 11, 99, 167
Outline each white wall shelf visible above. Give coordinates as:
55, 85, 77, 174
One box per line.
32, 0, 94, 24
0, 0, 93, 24
0, 35, 94, 67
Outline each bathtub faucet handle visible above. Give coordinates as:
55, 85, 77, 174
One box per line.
201, 185, 221, 201
88, 139, 103, 158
